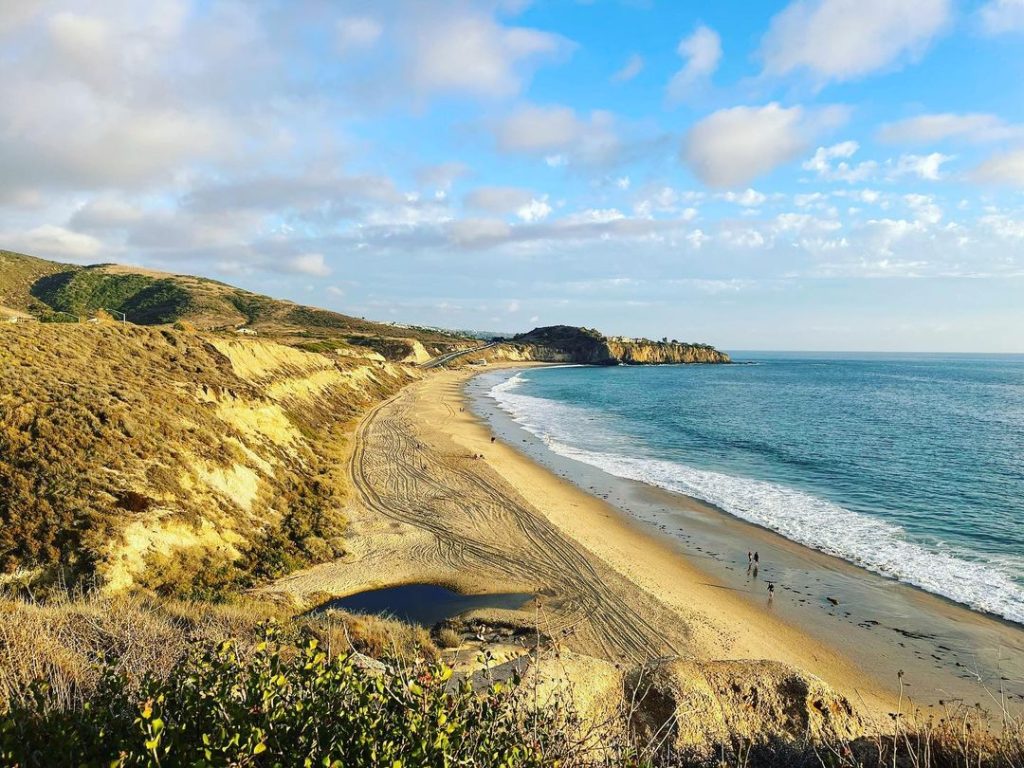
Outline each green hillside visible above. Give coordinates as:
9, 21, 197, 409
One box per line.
0, 250, 472, 355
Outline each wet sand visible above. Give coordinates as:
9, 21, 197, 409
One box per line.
466, 364, 1024, 715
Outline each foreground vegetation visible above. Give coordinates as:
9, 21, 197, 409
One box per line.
1, 593, 1022, 768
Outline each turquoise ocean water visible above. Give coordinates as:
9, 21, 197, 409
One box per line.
486, 353, 1024, 624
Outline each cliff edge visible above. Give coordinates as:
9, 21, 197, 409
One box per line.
504, 325, 730, 365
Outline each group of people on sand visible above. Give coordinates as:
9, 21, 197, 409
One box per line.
747, 550, 775, 601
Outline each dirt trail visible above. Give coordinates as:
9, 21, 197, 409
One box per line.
347, 385, 687, 664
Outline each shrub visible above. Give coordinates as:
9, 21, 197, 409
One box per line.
0, 622, 571, 768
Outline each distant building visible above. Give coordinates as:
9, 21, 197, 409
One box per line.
235, 327, 258, 336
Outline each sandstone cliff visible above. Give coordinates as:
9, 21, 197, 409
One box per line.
0, 322, 415, 593
497, 325, 730, 365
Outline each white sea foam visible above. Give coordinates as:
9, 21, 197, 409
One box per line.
490, 372, 1024, 625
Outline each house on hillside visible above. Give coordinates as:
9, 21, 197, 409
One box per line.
235, 327, 258, 336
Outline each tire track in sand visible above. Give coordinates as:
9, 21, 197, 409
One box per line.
350, 387, 688, 664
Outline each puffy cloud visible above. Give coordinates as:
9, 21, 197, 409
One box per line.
611, 53, 643, 83
464, 186, 551, 222
760, 0, 951, 83
878, 113, 1023, 144
803, 141, 876, 182
404, 11, 568, 99
666, 25, 720, 104
2, 224, 103, 261
891, 153, 952, 181
516, 198, 552, 223
493, 105, 619, 164
285, 253, 331, 277
682, 103, 847, 188
904, 194, 942, 224
978, 0, 1024, 35
971, 148, 1024, 185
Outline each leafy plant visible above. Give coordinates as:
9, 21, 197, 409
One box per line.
0, 622, 569, 767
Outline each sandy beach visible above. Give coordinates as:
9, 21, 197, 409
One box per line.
272, 362, 1024, 723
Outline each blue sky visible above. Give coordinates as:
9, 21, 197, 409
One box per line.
2, 0, 1023, 351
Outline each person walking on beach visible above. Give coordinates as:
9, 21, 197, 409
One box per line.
767, 582, 775, 603
753, 551, 759, 564
747, 550, 752, 563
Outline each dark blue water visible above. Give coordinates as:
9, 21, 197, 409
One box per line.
487, 354, 1024, 623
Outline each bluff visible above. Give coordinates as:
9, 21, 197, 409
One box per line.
505, 325, 730, 365
0, 250, 473, 361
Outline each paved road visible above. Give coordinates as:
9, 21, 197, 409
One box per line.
418, 342, 497, 369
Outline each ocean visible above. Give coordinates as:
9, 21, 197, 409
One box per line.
482, 353, 1024, 625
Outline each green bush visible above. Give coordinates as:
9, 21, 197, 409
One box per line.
0, 622, 574, 768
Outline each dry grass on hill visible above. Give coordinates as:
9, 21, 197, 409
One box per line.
0, 322, 414, 594
0, 592, 437, 715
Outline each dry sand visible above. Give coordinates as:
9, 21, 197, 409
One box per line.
273, 364, 906, 718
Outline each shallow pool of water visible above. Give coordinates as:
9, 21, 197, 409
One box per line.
317, 584, 534, 626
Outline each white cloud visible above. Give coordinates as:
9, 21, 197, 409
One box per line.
891, 152, 952, 181
285, 253, 331, 277
686, 229, 710, 249
978, 0, 1024, 34
666, 25, 720, 104
682, 103, 846, 188
516, 198, 551, 223
803, 141, 877, 182
611, 53, 643, 83
904, 193, 942, 224
465, 186, 533, 213
878, 113, 1023, 144
980, 213, 1024, 239
719, 188, 768, 207
4, 224, 103, 261
448, 217, 511, 247
493, 105, 619, 164
560, 208, 625, 225
760, 0, 951, 83
336, 16, 382, 51
971, 148, 1024, 185
405, 12, 567, 99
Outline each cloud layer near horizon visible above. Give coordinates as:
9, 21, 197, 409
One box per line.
1, 0, 1023, 351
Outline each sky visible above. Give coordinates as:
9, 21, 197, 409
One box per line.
2, 0, 1024, 351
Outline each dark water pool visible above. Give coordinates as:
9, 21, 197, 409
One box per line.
316, 584, 534, 626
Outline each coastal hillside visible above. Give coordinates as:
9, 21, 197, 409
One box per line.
504, 325, 730, 365
0, 320, 414, 594
0, 250, 472, 362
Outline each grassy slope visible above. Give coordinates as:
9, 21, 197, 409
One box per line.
0, 322, 415, 594
0, 250, 71, 314
0, 249, 473, 356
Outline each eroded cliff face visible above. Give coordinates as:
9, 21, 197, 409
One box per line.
490, 326, 730, 365
606, 340, 729, 364
0, 323, 415, 591
490, 341, 729, 365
